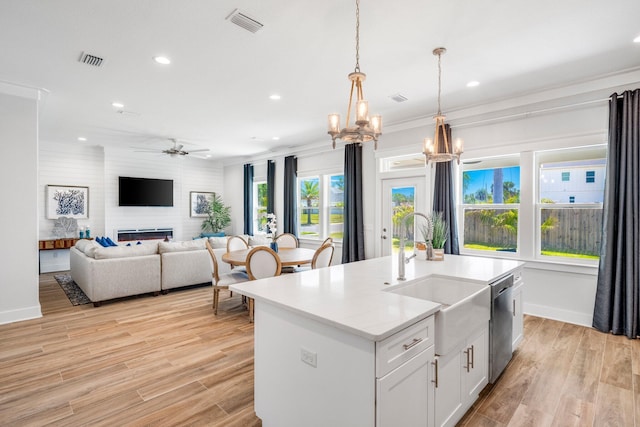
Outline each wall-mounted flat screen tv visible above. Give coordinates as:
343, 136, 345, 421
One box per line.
119, 176, 174, 207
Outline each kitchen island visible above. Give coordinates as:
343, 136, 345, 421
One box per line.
230, 254, 524, 427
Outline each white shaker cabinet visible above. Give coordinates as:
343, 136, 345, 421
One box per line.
434, 324, 489, 427
512, 268, 524, 351
376, 316, 436, 427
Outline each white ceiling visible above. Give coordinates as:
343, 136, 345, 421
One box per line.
1, 0, 639, 161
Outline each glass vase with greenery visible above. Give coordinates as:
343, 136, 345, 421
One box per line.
201, 194, 231, 233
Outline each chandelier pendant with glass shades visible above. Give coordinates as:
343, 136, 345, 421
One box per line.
423, 47, 463, 165
327, 0, 382, 150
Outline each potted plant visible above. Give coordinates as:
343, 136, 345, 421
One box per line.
201, 194, 232, 235
430, 211, 449, 261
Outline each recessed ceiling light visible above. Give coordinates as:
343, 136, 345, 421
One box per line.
77, 137, 87, 142
112, 102, 124, 108
272, 136, 280, 140
269, 94, 281, 100
467, 81, 480, 88
634, 35, 640, 43
153, 56, 171, 65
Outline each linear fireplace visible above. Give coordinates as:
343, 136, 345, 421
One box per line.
117, 228, 173, 242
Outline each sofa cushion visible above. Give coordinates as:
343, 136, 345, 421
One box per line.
158, 239, 206, 253
208, 236, 229, 249
75, 239, 101, 258
249, 234, 270, 246
92, 242, 159, 259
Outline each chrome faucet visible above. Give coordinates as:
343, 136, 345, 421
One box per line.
397, 212, 430, 281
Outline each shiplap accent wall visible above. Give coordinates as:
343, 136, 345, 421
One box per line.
39, 142, 105, 239
103, 147, 224, 241
38, 143, 224, 243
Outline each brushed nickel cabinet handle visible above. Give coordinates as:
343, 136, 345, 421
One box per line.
464, 348, 470, 372
403, 337, 423, 351
432, 359, 439, 388
470, 345, 474, 369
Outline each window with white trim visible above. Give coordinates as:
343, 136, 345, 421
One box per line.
460, 156, 521, 254
298, 173, 344, 241
537, 146, 605, 261
253, 181, 268, 233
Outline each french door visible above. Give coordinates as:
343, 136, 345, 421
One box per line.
380, 177, 427, 257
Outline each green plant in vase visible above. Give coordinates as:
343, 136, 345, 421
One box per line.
430, 211, 449, 260
201, 194, 232, 234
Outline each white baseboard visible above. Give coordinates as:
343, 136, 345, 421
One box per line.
0, 305, 42, 325
524, 302, 593, 327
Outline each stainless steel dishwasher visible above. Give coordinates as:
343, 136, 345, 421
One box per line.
489, 274, 514, 383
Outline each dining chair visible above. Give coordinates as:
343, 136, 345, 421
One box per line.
321, 236, 334, 246
205, 240, 249, 315
245, 246, 282, 322
275, 233, 299, 248
227, 235, 249, 252
311, 243, 335, 269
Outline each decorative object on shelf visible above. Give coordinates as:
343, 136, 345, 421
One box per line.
46, 185, 89, 219
85, 226, 90, 238
201, 193, 231, 233
422, 48, 463, 165
79, 226, 85, 239
190, 191, 215, 217
52, 216, 78, 238
267, 213, 278, 252
327, 0, 382, 150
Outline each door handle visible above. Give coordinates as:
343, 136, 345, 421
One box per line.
381, 235, 387, 239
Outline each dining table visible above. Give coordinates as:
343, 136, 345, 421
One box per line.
222, 247, 316, 267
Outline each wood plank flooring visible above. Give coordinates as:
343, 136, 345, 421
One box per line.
1, 273, 638, 426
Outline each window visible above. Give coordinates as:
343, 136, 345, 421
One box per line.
298, 173, 343, 240
561, 171, 570, 182
460, 157, 520, 254
253, 181, 268, 232
538, 147, 605, 261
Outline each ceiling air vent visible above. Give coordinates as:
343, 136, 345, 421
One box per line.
226, 9, 263, 33
389, 93, 408, 103
78, 52, 104, 67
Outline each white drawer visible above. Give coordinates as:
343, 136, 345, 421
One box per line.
376, 316, 434, 378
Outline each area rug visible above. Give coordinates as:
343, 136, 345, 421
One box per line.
53, 274, 91, 306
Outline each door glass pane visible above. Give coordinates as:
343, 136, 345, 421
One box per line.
391, 186, 415, 253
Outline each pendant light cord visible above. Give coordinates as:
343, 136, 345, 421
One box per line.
354, 0, 360, 73
437, 51, 442, 115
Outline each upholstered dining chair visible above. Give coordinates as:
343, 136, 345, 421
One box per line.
205, 240, 249, 315
311, 243, 335, 269
245, 246, 282, 322
227, 235, 249, 252
274, 233, 298, 249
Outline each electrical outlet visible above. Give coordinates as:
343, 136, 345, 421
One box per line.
300, 347, 317, 368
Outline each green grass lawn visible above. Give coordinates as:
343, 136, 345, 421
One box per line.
464, 243, 599, 259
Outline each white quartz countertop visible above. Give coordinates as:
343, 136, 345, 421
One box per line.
230, 254, 524, 341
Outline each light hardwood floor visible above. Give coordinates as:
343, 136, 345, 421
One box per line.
1, 273, 638, 426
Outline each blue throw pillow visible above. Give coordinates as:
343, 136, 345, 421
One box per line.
200, 232, 225, 238
96, 237, 109, 247
126, 243, 132, 246
136, 241, 142, 245
105, 237, 117, 246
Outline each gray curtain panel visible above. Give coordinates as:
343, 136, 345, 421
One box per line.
283, 156, 297, 235
432, 124, 460, 255
267, 159, 275, 215
243, 163, 254, 235
342, 143, 365, 263
593, 89, 640, 338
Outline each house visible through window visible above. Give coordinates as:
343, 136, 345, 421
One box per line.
298, 174, 343, 240
561, 171, 570, 182
538, 148, 605, 260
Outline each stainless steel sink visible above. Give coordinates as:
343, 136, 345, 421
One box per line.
387, 276, 491, 354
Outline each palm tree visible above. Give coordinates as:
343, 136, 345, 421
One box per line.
300, 180, 319, 225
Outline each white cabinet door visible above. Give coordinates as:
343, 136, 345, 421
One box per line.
377, 345, 434, 427
434, 349, 464, 427
512, 270, 524, 351
464, 326, 488, 400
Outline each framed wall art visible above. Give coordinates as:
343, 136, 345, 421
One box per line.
190, 191, 214, 217
46, 185, 89, 219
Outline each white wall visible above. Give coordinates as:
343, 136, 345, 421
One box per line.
0, 84, 41, 324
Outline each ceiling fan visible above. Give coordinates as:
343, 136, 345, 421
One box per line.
135, 138, 210, 157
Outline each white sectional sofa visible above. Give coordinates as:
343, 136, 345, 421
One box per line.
70, 238, 232, 306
